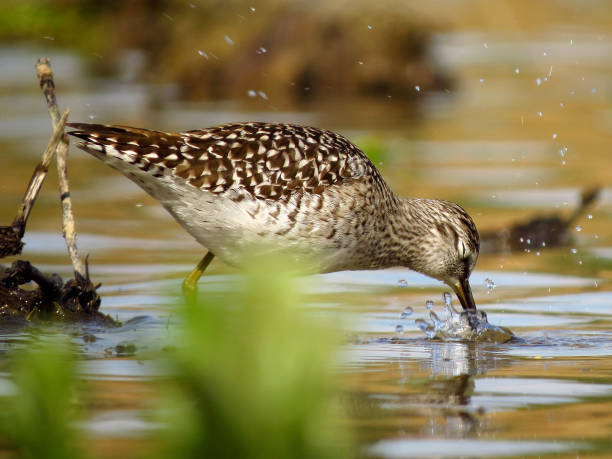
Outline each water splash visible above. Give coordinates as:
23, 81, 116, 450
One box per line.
399, 307, 413, 319
415, 293, 514, 343
484, 277, 496, 292
397, 279, 408, 288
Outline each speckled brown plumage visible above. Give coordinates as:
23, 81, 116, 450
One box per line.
68, 121, 481, 310
68, 122, 375, 200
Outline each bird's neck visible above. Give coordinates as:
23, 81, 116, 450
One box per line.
368, 198, 433, 271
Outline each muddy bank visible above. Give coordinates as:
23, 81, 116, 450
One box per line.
0, 1, 451, 106
0, 260, 116, 325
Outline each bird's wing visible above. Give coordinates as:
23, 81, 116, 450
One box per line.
68, 122, 379, 201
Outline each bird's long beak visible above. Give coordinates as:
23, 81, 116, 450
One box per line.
452, 277, 477, 311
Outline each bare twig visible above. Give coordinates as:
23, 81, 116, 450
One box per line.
36, 57, 85, 277
1, 86, 69, 258
11, 111, 69, 237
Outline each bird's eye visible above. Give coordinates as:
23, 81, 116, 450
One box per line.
457, 240, 468, 259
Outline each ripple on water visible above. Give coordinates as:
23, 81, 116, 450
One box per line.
485, 292, 612, 316
506, 331, 612, 358
472, 377, 612, 411
368, 438, 577, 458
310, 269, 597, 294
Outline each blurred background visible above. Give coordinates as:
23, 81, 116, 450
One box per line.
1, 1, 611, 458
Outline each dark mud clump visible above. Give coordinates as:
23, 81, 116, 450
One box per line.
0, 260, 117, 326
480, 186, 600, 254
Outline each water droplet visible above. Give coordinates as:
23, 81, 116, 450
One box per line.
367, 25, 373, 30
526, 238, 531, 245
536, 251, 541, 256
552, 133, 557, 139
257, 91, 268, 100
542, 241, 546, 247
537, 111, 543, 117
484, 277, 496, 292
594, 281, 598, 287
575, 225, 582, 232
247, 89, 257, 97
249, 6, 256, 12
519, 237, 524, 243
536, 77, 542, 86
561, 160, 566, 165
443, 292, 452, 307
415, 85, 421, 92
400, 307, 413, 319
358, 60, 364, 65
515, 68, 520, 74
224, 34, 234, 45
395, 324, 404, 334
578, 260, 583, 265
594, 234, 599, 239
479, 78, 485, 83
397, 279, 408, 288
560, 102, 565, 107
425, 300, 434, 310
88, 114, 96, 120
570, 248, 577, 254
587, 214, 593, 220
198, 50, 209, 59
256, 47, 267, 54
135, 203, 143, 208
542, 51, 548, 56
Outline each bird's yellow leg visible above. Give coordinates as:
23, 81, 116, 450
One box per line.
182, 251, 215, 295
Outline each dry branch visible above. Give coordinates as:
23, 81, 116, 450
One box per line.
0, 58, 109, 324
36, 57, 85, 277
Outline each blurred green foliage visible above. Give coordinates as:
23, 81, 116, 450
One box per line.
0, 339, 86, 459
357, 135, 389, 166
0, 0, 445, 104
155, 254, 352, 459
0, 1, 107, 53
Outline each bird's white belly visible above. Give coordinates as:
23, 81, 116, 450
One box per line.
137, 172, 349, 269
106, 160, 373, 272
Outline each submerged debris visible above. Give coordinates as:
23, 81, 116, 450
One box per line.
0, 58, 115, 325
0, 260, 116, 325
480, 186, 600, 253
0, 226, 24, 259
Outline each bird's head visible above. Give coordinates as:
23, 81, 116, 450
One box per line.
401, 199, 480, 311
